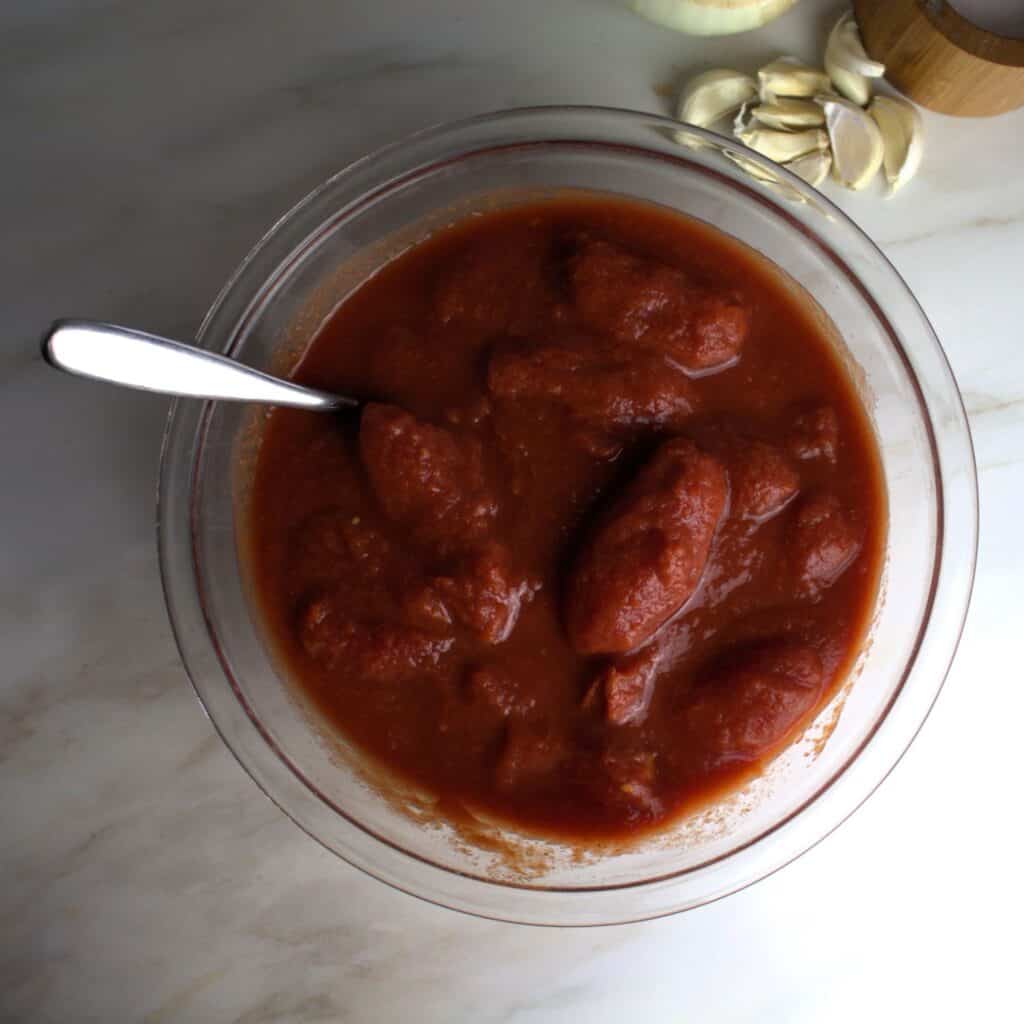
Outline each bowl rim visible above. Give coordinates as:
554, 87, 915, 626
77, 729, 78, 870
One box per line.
158, 104, 979, 925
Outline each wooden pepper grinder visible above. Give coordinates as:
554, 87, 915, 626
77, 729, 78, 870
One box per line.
854, 0, 1024, 116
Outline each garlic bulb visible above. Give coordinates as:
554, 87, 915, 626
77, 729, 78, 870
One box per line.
758, 58, 832, 102
677, 69, 758, 128
817, 95, 884, 190
825, 11, 885, 105
630, 0, 798, 37
869, 96, 924, 193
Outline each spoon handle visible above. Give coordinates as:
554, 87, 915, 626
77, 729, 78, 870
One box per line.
41, 319, 356, 411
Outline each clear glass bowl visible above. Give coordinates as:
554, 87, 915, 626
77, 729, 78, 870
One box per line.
158, 107, 977, 925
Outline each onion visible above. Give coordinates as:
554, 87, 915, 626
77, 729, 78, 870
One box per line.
629, 0, 799, 37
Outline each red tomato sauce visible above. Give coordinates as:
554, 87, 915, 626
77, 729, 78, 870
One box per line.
245, 195, 885, 840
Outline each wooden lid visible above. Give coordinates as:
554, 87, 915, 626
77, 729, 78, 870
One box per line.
854, 0, 1024, 117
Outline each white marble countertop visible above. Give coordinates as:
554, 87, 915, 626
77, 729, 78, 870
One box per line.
3, 1, 1022, 1020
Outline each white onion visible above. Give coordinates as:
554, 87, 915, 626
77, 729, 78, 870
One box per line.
630, 0, 798, 37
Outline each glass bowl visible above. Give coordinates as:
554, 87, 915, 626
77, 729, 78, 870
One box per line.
158, 107, 977, 925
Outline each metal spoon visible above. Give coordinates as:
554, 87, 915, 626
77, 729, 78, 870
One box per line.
41, 319, 358, 412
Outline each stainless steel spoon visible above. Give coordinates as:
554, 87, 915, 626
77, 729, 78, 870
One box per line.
41, 319, 358, 412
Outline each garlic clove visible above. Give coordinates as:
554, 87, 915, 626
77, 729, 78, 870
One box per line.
783, 150, 832, 187
817, 95, 884, 190
736, 126, 829, 163
725, 150, 781, 183
677, 69, 758, 128
751, 98, 826, 129
828, 12, 885, 78
869, 95, 924, 194
826, 63, 871, 106
733, 99, 757, 134
758, 58, 832, 102
825, 12, 884, 106
725, 150, 809, 203
673, 125, 715, 151
630, 0, 799, 37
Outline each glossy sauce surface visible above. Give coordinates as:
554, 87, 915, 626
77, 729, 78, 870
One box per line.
247, 196, 885, 840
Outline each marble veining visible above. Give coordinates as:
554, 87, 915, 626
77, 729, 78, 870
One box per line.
881, 209, 1024, 250
2, 0, 1023, 1021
